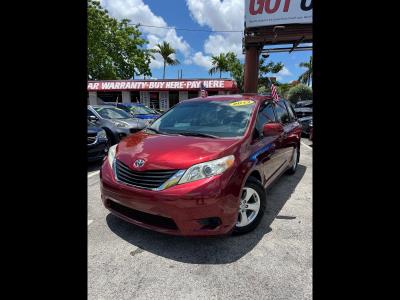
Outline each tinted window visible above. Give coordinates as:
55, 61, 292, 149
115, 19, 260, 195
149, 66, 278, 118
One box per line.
255, 102, 276, 138
274, 101, 290, 124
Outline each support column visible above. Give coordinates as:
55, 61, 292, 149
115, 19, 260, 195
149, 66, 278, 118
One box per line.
159, 91, 169, 111
243, 45, 261, 94
122, 91, 131, 103
88, 91, 98, 105
140, 91, 150, 107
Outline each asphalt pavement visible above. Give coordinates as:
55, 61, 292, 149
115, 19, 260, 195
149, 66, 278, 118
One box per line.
88, 139, 312, 300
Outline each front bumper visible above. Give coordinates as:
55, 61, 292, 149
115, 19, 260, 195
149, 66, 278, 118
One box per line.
100, 160, 241, 236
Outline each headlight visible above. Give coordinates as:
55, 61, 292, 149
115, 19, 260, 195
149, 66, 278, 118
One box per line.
107, 144, 117, 167
178, 155, 235, 184
97, 130, 107, 139
113, 121, 129, 128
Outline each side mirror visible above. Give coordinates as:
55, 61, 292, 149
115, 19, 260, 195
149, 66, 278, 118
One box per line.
263, 122, 284, 137
88, 115, 98, 122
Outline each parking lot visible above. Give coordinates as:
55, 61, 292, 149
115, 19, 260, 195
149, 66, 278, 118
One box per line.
88, 139, 312, 300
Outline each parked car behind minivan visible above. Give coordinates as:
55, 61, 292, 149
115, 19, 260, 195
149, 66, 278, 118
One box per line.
100, 95, 302, 236
87, 105, 148, 145
87, 120, 109, 161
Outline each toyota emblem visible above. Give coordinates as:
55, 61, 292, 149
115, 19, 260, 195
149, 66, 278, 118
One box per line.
134, 159, 145, 168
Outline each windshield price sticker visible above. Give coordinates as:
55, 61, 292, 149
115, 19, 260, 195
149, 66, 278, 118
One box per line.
230, 100, 255, 106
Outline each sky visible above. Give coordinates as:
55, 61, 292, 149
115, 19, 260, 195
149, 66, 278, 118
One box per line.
99, 0, 312, 83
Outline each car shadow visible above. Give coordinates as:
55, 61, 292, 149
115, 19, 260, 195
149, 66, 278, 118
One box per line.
106, 165, 307, 264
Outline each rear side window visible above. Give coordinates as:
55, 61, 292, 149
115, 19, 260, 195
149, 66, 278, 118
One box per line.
274, 101, 291, 124
255, 102, 276, 138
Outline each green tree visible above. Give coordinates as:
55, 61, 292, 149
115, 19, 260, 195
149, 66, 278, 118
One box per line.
298, 56, 312, 86
88, 0, 152, 79
258, 58, 284, 89
275, 82, 293, 98
209, 53, 230, 78
287, 84, 313, 104
225, 52, 244, 91
152, 41, 180, 79
209, 52, 284, 93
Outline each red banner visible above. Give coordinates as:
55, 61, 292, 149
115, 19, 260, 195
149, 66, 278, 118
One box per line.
87, 80, 237, 91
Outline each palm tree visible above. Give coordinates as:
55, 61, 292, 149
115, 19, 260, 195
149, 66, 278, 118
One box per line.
208, 53, 229, 78
152, 41, 180, 79
298, 56, 312, 86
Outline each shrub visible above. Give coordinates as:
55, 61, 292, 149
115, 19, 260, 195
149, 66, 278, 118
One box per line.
287, 84, 312, 104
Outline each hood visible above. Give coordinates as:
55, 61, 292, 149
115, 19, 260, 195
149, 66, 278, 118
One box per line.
298, 116, 313, 122
116, 131, 241, 170
294, 107, 313, 113
112, 118, 140, 128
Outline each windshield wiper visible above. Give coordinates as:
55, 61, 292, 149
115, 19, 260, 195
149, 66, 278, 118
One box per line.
176, 132, 218, 139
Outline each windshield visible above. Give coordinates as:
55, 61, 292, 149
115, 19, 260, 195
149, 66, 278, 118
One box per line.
149, 99, 256, 138
130, 105, 156, 115
93, 107, 132, 119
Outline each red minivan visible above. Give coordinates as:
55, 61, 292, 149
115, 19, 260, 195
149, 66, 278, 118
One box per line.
100, 94, 302, 236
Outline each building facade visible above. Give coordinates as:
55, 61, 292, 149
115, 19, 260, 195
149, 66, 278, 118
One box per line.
87, 79, 239, 110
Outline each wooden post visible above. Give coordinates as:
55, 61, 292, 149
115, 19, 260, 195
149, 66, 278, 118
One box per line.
243, 45, 261, 93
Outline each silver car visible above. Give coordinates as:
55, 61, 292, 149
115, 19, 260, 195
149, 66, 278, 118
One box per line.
87, 105, 149, 145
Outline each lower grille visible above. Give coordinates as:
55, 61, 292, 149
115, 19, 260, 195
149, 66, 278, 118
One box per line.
107, 199, 178, 230
115, 159, 178, 189
88, 133, 97, 145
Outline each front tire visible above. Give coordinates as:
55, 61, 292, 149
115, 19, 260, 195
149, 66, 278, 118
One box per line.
233, 177, 266, 235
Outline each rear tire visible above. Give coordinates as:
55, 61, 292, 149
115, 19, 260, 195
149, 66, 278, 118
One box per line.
233, 177, 266, 235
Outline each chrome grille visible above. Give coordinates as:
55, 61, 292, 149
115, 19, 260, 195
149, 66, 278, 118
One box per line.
115, 159, 178, 189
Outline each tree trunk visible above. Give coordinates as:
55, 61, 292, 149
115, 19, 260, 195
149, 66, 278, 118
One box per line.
163, 61, 166, 79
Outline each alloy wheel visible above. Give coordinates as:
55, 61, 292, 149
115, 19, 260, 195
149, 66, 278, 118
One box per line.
236, 187, 261, 227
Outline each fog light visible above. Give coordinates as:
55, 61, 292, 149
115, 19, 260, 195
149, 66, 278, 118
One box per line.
198, 217, 222, 230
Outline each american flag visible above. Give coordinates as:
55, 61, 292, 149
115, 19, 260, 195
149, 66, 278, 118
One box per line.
200, 82, 208, 98
271, 83, 279, 102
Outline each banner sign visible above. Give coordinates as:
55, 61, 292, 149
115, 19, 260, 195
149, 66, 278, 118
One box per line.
87, 80, 236, 91
245, 0, 312, 28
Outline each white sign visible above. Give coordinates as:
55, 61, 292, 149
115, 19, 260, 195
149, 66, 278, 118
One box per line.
245, 0, 312, 28
87, 80, 232, 91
